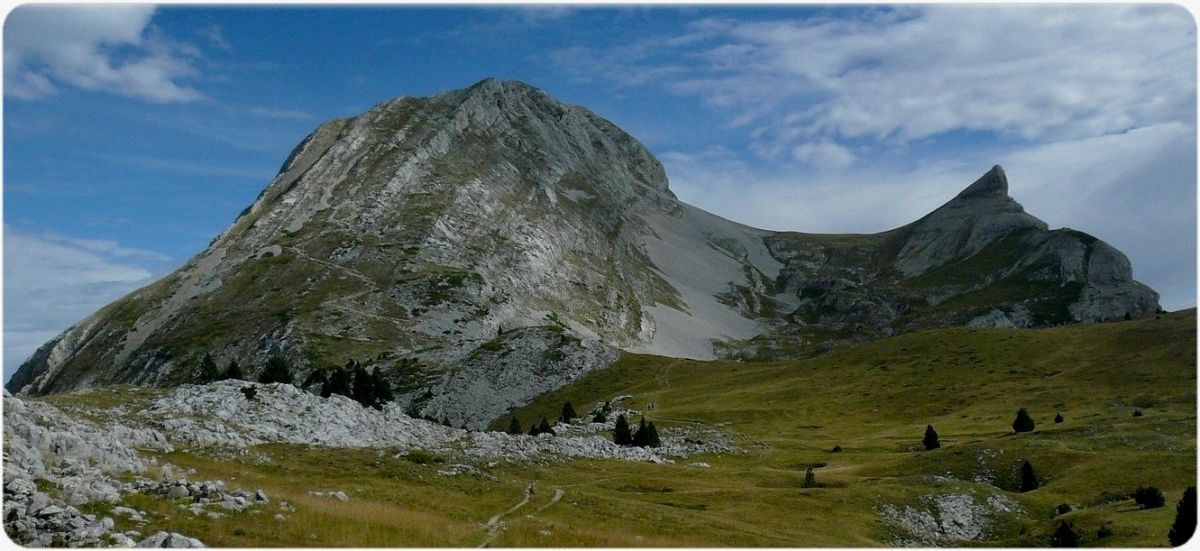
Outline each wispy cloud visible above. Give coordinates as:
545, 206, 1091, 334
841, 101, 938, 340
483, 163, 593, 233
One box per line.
5, 5, 205, 103
248, 106, 314, 121
198, 24, 232, 52
3, 228, 172, 375
553, 5, 1196, 166
92, 153, 273, 181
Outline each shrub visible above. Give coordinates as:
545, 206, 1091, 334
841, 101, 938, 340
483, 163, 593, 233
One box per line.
1054, 412, 1064, 424
613, 414, 633, 446
1056, 503, 1072, 515
1097, 525, 1114, 539
592, 411, 607, 423
403, 450, 444, 465
506, 417, 522, 435
1013, 408, 1036, 433
240, 386, 258, 401
1169, 487, 1196, 546
1020, 460, 1039, 492
258, 356, 293, 385
1133, 409, 1144, 417
923, 425, 940, 451
802, 465, 818, 488
561, 401, 578, 424
831, 445, 843, 453
1134, 486, 1166, 509
1051, 522, 1081, 547
300, 369, 328, 391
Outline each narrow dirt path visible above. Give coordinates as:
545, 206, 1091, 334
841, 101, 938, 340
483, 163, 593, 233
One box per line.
478, 483, 535, 548
532, 488, 564, 514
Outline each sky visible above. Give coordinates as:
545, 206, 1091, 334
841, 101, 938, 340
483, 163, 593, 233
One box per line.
3, 4, 1197, 377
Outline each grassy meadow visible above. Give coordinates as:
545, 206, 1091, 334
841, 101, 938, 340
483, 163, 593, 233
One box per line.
61, 311, 1196, 546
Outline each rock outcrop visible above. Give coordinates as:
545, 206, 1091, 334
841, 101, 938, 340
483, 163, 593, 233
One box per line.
9, 80, 1159, 424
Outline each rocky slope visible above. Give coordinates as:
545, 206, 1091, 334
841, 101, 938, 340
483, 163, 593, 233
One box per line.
3, 381, 730, 545
9, 79, 1159, 427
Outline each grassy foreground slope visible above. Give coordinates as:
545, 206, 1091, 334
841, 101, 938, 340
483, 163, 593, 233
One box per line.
51, 311, 1194, 547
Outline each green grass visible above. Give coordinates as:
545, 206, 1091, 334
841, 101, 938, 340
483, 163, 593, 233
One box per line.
43, 311, 1196, 547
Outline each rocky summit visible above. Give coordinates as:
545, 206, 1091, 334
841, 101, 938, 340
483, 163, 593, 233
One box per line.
9, 78, 1159, 428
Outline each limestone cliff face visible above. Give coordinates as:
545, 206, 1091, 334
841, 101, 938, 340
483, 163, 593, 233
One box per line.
9, 80, 1160, 426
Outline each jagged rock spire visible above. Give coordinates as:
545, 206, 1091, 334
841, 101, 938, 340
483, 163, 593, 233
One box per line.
955, 165, 1009, 200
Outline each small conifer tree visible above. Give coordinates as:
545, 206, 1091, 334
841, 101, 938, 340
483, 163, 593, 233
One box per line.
198, 353, 220, 383
507, 417, 522, 435
1134, 409, 1144, 417
592, 410, 607, 423
324, 368, 352, 398
370, 369, 394, 408
613, 414, 633, 446
1013, 408, 1036, 433
223, 360, 243, 381
537, 417, 554, 436
258, 355, 293, 385
644, 421, 661, 448
923, 425, 940, 450
528, 423, 540, 436
1169, 486, 1196, 546
1051, 522, 1081, 547
802, 465, 818, 488
1020, 460, 1039, 492
1054, 412, 1064, 424
633, 417, 649, 447
351, 366, 374, 408
561, 401, 578, 424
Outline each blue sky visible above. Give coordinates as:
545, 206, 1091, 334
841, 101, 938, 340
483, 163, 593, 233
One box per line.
4, 4, 1197, 376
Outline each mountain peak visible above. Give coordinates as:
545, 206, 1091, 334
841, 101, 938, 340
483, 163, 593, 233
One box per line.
955, 165, 1008, 200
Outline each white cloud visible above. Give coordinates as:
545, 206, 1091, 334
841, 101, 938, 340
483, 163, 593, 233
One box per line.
3, 228, 168, 376
556, 5, 1196, 161
4, 5, 203, 102
790, 139, 855, 169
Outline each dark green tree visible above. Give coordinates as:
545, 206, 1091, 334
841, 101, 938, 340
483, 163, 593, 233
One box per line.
633, 417, 649, 447
923, 424, 940, 450
1013, 408, 1036, 433
537, 417, 554, 436
1169, 486, 1196, 546
258, 355, 293, 385
198, 353, 220, 383
1051, 522, 1081, 547
351, 366, 374, 407
1020, 460, 1039, 492
802, 465, 818, 488
592, 410, 607, 423
223, 360, 243, 381
644, 421, 661, 448
560, 401, 578, 424
370, 369, 394, 408
1134, 409, 1144, 417
1054, 412, 1064, 424
529, 423, 541, 436
323, 368, 352, 398
613, 414, 633, 446
506, 417, 522, 435
1135, 486, 1166, 509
